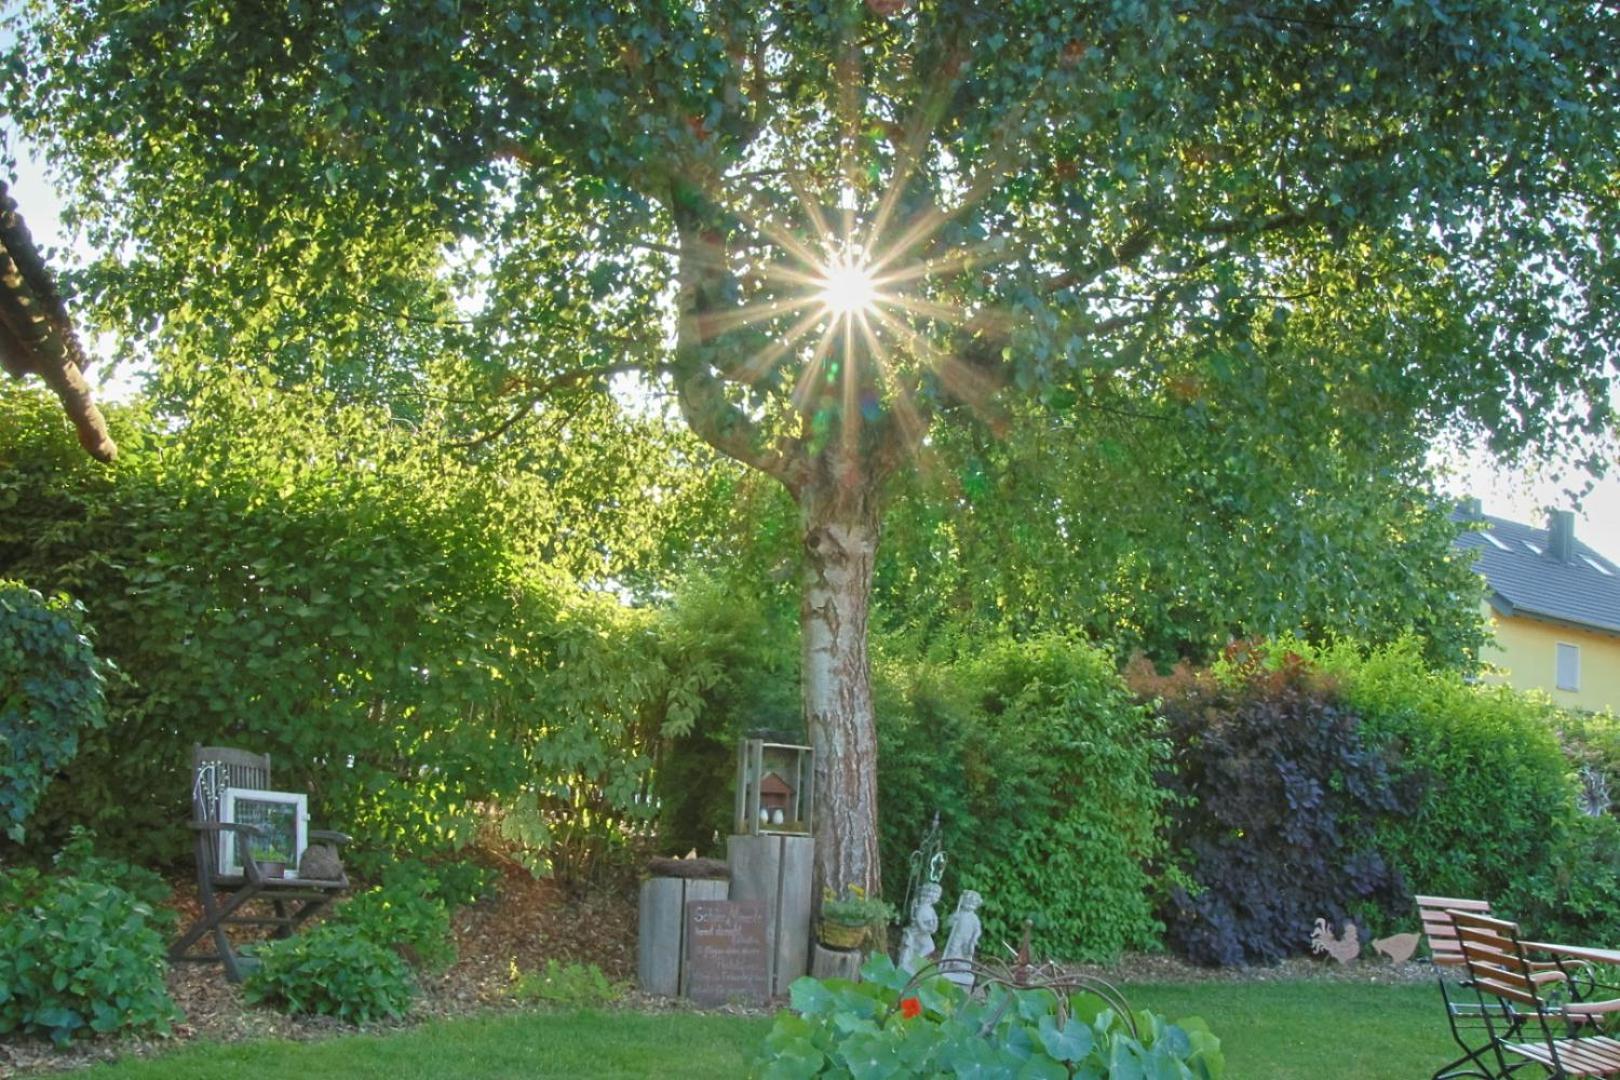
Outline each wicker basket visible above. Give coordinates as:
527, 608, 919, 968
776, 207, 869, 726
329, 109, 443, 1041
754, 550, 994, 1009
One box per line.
818, 920, 868, 950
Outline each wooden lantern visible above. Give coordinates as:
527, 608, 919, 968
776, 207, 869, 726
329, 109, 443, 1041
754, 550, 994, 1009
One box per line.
735, 738, 813, 836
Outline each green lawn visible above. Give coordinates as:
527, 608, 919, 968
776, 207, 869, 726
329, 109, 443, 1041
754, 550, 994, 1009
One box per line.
82, 981, 1458, 1078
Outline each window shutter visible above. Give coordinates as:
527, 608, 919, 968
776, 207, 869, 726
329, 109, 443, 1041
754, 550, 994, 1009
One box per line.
1556, 643, 1581, 692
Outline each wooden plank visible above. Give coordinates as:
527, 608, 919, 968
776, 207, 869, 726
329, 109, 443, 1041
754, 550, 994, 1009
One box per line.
774, 835, 815, 996
638, 877, 684, 996
1416, 895, 1492, 912
728, 833, 815, 996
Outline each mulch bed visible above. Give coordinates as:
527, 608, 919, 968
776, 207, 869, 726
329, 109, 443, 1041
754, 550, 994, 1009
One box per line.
0, 862, 1435, 1077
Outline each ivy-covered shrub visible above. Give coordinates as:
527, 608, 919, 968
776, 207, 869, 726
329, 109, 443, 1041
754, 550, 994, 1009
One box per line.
879, 635, 1170, 962
0, 850, 179, 1045
0, 580, 110, 841
333, 883, 455, 973
244, 924, 415, 1023
1133, 651, 1412, 966
755, 955, 1224, 1079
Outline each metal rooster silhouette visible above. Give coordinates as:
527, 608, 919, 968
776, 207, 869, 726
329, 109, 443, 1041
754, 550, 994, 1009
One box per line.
1311, 918, 1360, 963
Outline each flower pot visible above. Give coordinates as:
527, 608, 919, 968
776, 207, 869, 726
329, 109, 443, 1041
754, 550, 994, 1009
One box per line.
818, 921, 868, 950
256, 861, 286, 879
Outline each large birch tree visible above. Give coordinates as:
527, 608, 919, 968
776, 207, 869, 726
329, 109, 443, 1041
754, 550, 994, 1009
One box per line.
8, 0, 1616, 896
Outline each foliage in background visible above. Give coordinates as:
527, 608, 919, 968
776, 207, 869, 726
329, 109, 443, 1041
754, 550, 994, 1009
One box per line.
0, 382, 703, 877
509, 960, 625, 1009
0, 579, 110, 842
756, 955, 1223, 1079
0, 834, 179, 1046
878, 635, 1169, 962
648, 574, 803, 857
877, 399, 1488, 671
1133, 652, 1412, 966
244, 924, 415, 1024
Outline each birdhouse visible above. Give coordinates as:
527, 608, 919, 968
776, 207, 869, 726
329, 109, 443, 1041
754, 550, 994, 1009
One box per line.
735, 738, 813, 836
759, 772, 793, 817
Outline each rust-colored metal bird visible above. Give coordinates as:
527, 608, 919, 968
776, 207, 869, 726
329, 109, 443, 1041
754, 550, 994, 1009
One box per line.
1311, 918, 1360, 963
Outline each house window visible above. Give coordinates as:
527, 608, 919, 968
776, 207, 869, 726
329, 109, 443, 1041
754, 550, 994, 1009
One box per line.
1556, 643, 1581, 692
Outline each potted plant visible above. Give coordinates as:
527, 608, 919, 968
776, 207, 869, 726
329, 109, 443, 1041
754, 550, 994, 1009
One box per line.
252, 846, 292, 879
819, 884, 894, 950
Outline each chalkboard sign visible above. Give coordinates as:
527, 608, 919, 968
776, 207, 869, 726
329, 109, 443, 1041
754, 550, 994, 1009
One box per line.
683, 899, 770, 1006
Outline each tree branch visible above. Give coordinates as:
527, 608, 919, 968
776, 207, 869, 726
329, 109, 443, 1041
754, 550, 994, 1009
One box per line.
449, 360, 666, 449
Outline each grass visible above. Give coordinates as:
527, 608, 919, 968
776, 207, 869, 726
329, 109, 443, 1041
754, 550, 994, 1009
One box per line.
1126, 981, 1456, 1079
84, 1011, 773, 1079
82, 980, 1459, 1078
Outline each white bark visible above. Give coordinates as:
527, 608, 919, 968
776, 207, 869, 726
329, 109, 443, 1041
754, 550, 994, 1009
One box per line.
800, 482, 881, 900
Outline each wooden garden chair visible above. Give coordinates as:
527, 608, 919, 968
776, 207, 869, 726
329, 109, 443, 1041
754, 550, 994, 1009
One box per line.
168, 745, 352, 982
1420, 895, 1589, 1079
1450, 909, 1620, 1077
1420, 895, 1554, 1080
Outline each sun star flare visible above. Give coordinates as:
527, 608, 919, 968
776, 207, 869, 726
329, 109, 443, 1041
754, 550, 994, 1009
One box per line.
817, 255, 879, 318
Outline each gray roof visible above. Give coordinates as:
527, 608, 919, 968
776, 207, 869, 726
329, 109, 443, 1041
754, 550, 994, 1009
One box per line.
1453, 512, 1620, 636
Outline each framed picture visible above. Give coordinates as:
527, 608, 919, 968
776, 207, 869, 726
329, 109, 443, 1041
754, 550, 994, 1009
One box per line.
219, 788, 308, 876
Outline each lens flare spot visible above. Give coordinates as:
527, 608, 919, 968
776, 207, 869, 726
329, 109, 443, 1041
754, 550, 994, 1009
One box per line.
818, 256, 878, 317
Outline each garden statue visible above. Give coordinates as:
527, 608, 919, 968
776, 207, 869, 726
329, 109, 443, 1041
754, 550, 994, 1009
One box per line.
897, 881, 942, 972
939, 890, 983, 988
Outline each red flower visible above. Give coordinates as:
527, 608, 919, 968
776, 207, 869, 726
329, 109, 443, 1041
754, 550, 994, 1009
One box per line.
900, 997, 922, 1020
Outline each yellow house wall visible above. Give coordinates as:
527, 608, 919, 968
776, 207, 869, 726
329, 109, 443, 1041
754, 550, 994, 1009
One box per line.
1480, 602, 1620, 712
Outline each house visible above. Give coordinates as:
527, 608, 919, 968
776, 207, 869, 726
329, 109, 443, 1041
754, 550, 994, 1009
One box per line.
1454, 500, 1620, 712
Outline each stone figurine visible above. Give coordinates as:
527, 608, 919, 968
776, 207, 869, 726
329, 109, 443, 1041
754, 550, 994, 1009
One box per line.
939, 890, 983, 988
897, 881, 942, 972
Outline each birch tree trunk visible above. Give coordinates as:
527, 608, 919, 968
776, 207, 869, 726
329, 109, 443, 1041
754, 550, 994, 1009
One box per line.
799, 470, 882, 900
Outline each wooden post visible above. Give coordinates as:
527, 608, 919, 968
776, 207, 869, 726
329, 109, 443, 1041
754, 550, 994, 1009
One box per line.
811, 944, 863, 981
728, 833, 815, 996
637, 875, 727, 996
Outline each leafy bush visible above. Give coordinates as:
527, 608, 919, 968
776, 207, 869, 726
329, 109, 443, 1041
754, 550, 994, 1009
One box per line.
244, 924, 415, 1023
1, 381, 694, 873
0, 862, 178, 1045
510, 960, 625, 1008
1302, 637, 1580, 919
0, 580, 110, 841
755, 954, 1224, 1078
879, 635, 1170, 961
52, 826, 176, 934
333, 883, 455, 973
380, 857, 499, 910
1134, 651, 1412, 966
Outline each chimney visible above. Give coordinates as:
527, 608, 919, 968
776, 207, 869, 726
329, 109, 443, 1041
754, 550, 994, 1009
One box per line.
1457, 497, 1483, 521
1547, 510, 1576, 563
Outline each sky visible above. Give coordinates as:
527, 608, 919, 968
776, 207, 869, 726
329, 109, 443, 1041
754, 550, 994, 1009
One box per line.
7, 138, 1619, 563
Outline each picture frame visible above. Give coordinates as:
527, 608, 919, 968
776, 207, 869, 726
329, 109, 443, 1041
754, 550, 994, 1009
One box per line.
218, 788, 308, 876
